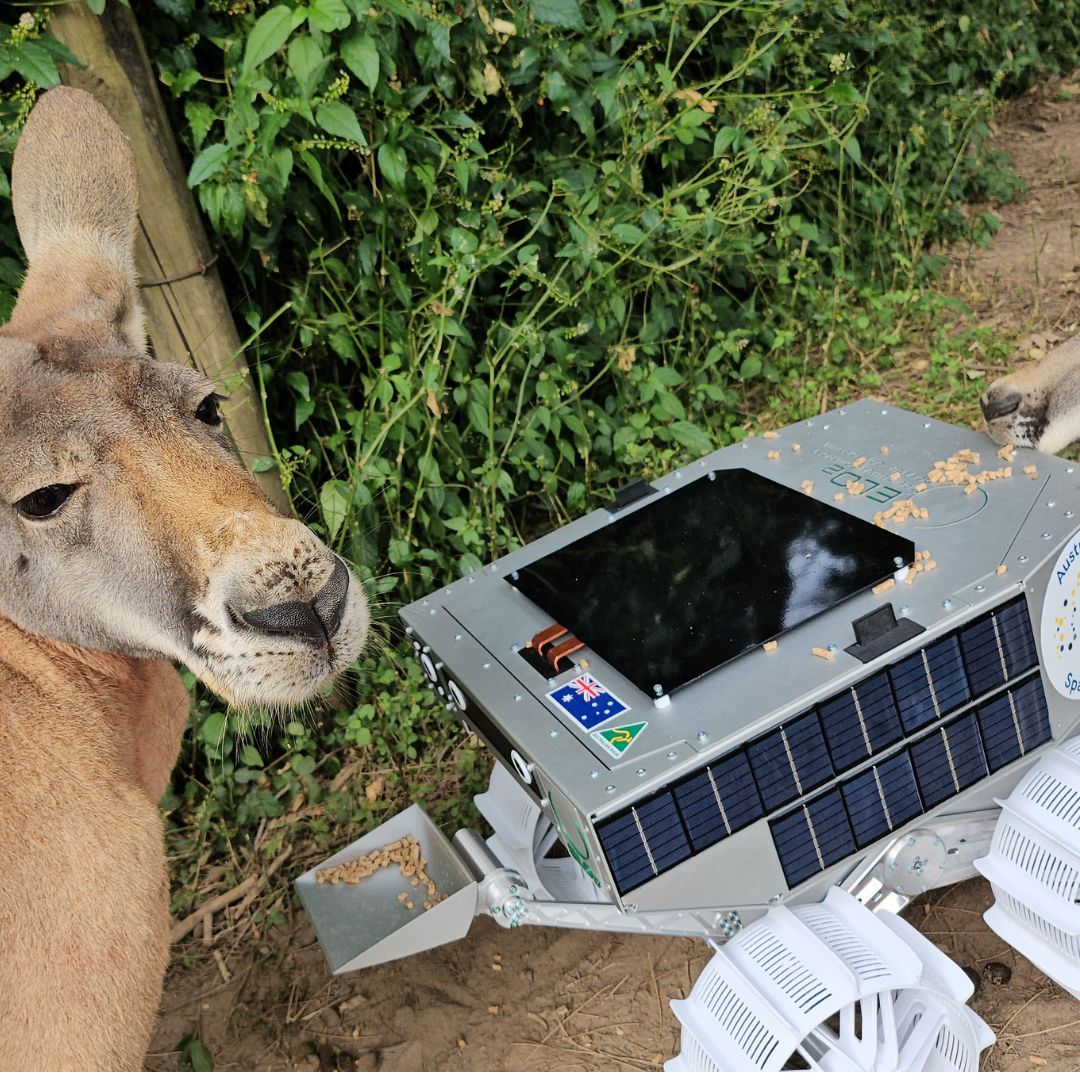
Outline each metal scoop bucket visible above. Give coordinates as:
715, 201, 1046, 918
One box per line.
296, 802, 479, 973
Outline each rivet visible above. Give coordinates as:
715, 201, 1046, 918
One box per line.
697, 731, 708, 742
1048, 500, 1057, 509
514, 694, 522, 702
455, 633, 463, 640
675, 471, 683, 479
1067, 510, 1076, 518
881, 408, 889, 415
605, 785, 616, 793
482, 662, 491, 669
549, 730, 558, 738
589, 770, 599, 779
1069, 467, 1076, 475
663, 486, 672, 494
511, 642, 521, 652
1019, 555, 1029, 563
1042, 532, 1052, 540
823, 424, 830, 431
839, 409, 847, 416
974, 584, 985, 592
942, 599, 952, 610
667, 750, 678, 759
899, 605, 911, 616
636, 768, 647, 776
923, 421, 931, 429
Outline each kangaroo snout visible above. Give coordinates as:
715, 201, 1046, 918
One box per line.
237, 555, 351, 643
980, 387, 1022, 422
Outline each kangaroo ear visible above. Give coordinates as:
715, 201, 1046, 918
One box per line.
6, 87, 145, 351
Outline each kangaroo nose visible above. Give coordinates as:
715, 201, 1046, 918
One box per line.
981, 390, 1022, 422
240, 558, 350, 644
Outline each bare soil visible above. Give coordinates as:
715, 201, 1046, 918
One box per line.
149, 76, 1080, 1071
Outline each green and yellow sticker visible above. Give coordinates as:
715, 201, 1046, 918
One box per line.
591, 720, 647, 758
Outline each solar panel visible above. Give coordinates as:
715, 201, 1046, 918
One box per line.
770, 789, 855, 888
596, 791, 691, 893
672, 751, 763, 852
889, 635, 971, 734
909, 713, 988, 808
747, 710, 832, 812
819, 671, 902, 773
840, 751, 923, 848
959, 596, 1039, 698
976, 674, 1052, 772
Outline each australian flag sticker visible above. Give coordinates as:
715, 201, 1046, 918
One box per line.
547, 673, 629, 731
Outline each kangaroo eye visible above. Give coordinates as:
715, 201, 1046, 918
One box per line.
15, 483, 78, 520
195, 393, 223, 426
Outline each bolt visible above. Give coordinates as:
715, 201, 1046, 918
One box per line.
549, 730, 558, 738
697, 731, 708, 742
455, 633, 463, 640
942, 599, 952, 610
652, 683, 664, 696
667, 750, 678, 759
923, 421, 931, 429
974, 584, 985, 592
589, 770, 599, 779
504, 896, 528, 925
894, 556, 906, 567
510, 570, 519, 581
514, 694, 522, 702
823, 424, 830, 431
1042, 532, 1052, 540
1048, 500, 1057, 509
1019, 554, 1029, 563
482, 662, 491, 669
1068, 510, 1076, 518
605, 785, 616, 793
636, 768, 646, 776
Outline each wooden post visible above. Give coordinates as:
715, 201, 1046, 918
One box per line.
48, 1, 289, 512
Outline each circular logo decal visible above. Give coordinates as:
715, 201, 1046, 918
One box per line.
511, 749, 534, 784
1041, 530, 1080, 698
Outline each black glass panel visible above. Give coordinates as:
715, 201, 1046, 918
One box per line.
510, 470, 914, 696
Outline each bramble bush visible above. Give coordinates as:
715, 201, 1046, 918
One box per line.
0, 0, 1076, 885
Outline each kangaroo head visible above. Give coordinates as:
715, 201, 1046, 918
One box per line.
981, 332, 1080, 454
0, 88, 368, 706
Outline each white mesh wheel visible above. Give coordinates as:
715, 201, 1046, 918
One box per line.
974, 737, 1080, 997
666, 888, 993, 1072
474, 762, 604, 902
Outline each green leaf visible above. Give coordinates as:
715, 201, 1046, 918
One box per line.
377, 143, 407, 190
11, 42, 60, 88
320, 479, 351, 542
611, 223, 644, 244
669, 420, 713, 456
239, 744, 265, 767
287, 35, 327, 96
530, 0, 584, 30
85, 0, 106, 13
176, 1036, 214, 1073
341, 32, 379, 91
842, 136, 862, 164
251, 455, 278, 474
305, 0, 351, 31
242, 5, 297, 73
388, 537, 411, 565
187, 143, 231, 187
201, 712, 227, 746
315, 101, 367, 144
185, 101, 216, 149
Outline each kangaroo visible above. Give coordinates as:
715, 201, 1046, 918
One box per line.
0, 88, 369, 1069
981, 332, 1080, 452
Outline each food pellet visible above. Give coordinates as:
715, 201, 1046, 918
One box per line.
872, 579, 895, 595
890, 471, 902, 482
762, 640, 778, 652
852, 456, 867, 468
880, 446, 889, 454
767, 449, 781, 460
791, 442, 801, 452
915, 482, 927, 492
800, 480, 814, 494
997, 444, 1014, 460
811, 646, 835, 661
316, 836, 443, 914
834, 492, 844, 502
997, 564, 1008, 575
846, 479, 866, 496
1023, 464, 1038, 477
762, 430, 778, 439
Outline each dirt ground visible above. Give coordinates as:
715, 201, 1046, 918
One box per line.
149, 77, 1080, 1070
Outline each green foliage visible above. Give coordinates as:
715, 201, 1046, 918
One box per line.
0, 1, 1075, 871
